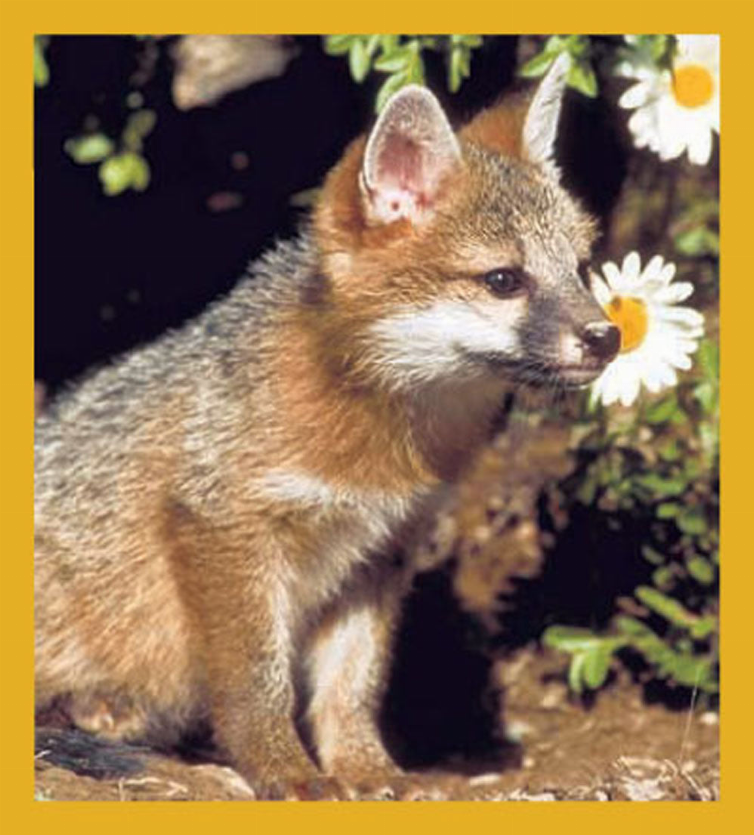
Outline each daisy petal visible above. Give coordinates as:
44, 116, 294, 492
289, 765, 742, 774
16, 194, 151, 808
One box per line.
619, 81, 652, 110
659, 262, 677, 285
666, 351, 694, 371
641, 254, 665, 282
591, 275, 613, 307
601, 261, 622, 289
622, 251, 641, 281
652, 282, 694, 304
618, 372, 641, 407
654, 306, 705, 328
688, 127, 713, 165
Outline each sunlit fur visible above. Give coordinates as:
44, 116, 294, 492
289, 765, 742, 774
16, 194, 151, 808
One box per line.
35, 66, 613, 799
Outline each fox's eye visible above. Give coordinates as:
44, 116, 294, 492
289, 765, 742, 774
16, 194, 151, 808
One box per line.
482, 268, 526, 298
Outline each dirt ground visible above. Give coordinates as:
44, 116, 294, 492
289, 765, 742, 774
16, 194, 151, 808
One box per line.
34, 412, 719, 801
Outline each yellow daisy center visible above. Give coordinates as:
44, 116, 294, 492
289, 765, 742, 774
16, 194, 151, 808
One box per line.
672, 64, 715, 109
605, 296, 649, 353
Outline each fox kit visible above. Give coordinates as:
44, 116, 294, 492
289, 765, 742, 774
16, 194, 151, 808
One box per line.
35, 54, 619, 799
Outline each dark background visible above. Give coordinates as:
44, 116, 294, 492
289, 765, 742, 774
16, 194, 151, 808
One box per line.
35, 35, 626, 393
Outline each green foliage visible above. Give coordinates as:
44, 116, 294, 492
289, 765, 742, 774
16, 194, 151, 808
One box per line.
447, 35, 483, 93
618, 35, 675, 70
672, 199, 719, 258
65, 108, 155, 196
546, 343, 719, 698
323, 35, 484, 111
64, 134, 115, 164
543, 627, 627, 693
34, 36, 50, 88
99, 152, 150, 196
519, 35, 598, 97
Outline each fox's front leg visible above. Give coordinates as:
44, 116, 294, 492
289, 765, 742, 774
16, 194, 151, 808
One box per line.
306, 563, 472, 800
306, 565, 406, 789
167, 508, 342, 800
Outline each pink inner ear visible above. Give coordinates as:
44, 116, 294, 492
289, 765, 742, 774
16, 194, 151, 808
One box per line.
377, 131, 426, 200
362, 87, 460, 224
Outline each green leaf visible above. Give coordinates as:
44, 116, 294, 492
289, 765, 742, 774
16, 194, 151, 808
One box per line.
348, 38, 371, 82
676, 508, 707, 536
123, 109, 156, 151
675, 226, 719, 257
642, 545, 666, 565
34, 36, 50, 88
568, 652, 586, 694
65, 133, 115, 165
564, 34, 590, 58
542, 625, 602, 653
379, 34, 401, 56
129, 153, 150, 191
656, 502, 679, 519
644, 393, 678, 424
687, 556, 715, 585
694, 382, 716, 415
323, 35, 357, 56
689, 614, 717, 640
650, 34, 669, 61
519, 49, 556, 78
634, 473, 688, 498
365, 34, 381, 57
419, 36, 440, 50
659, 440, 681, 462
456, 34, 483, 49
582, 646, 613, 689
405, 44, 425, 85
567, 63, 597, 97
449, 49, 463, 93
697, 339, 719, 381
635, 586, 699, 630
98, 152, 149, 195
373, 51, 409, 73
99, 154, 133, 196
616, 615, 654, 637
652, 565, 674, 590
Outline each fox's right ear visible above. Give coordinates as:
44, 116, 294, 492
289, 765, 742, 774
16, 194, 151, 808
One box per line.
521, 51, 571, 167
360, 85, 461, 226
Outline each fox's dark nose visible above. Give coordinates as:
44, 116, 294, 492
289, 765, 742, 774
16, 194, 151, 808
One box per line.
580, 321, 620, 362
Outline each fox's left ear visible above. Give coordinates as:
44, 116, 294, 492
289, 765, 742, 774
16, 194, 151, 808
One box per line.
360, 85, 461, 225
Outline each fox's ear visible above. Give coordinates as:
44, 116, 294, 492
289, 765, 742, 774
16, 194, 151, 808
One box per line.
460, 51, 570, 168
521, 51, 570, 167
361, 85, 461, 225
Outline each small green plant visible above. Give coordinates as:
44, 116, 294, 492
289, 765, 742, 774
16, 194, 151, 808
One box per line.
323, 35, 484, 111
65, 108, 155, 196
519, 35, 598, 97
34, 36, 50, 88
671, 198, 720, 258
543, 339, 719, 697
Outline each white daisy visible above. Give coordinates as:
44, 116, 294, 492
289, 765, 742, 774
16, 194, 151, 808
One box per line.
590, 252, 705, 407
617, 34, 719, 165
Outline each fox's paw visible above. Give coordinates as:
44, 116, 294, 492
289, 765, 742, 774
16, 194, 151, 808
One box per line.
330, 766, 468, 800
251, 775, 346, 801
67, 692, 149, 742
357, 771, 471, 801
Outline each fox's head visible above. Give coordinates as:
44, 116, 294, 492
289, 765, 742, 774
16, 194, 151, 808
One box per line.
311, 54, 619, 394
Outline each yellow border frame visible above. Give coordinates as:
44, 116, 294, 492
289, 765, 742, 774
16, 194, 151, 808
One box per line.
1, 0, 747, 831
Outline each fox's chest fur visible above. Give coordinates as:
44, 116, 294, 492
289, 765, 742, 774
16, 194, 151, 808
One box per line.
257, 467, 431, 598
